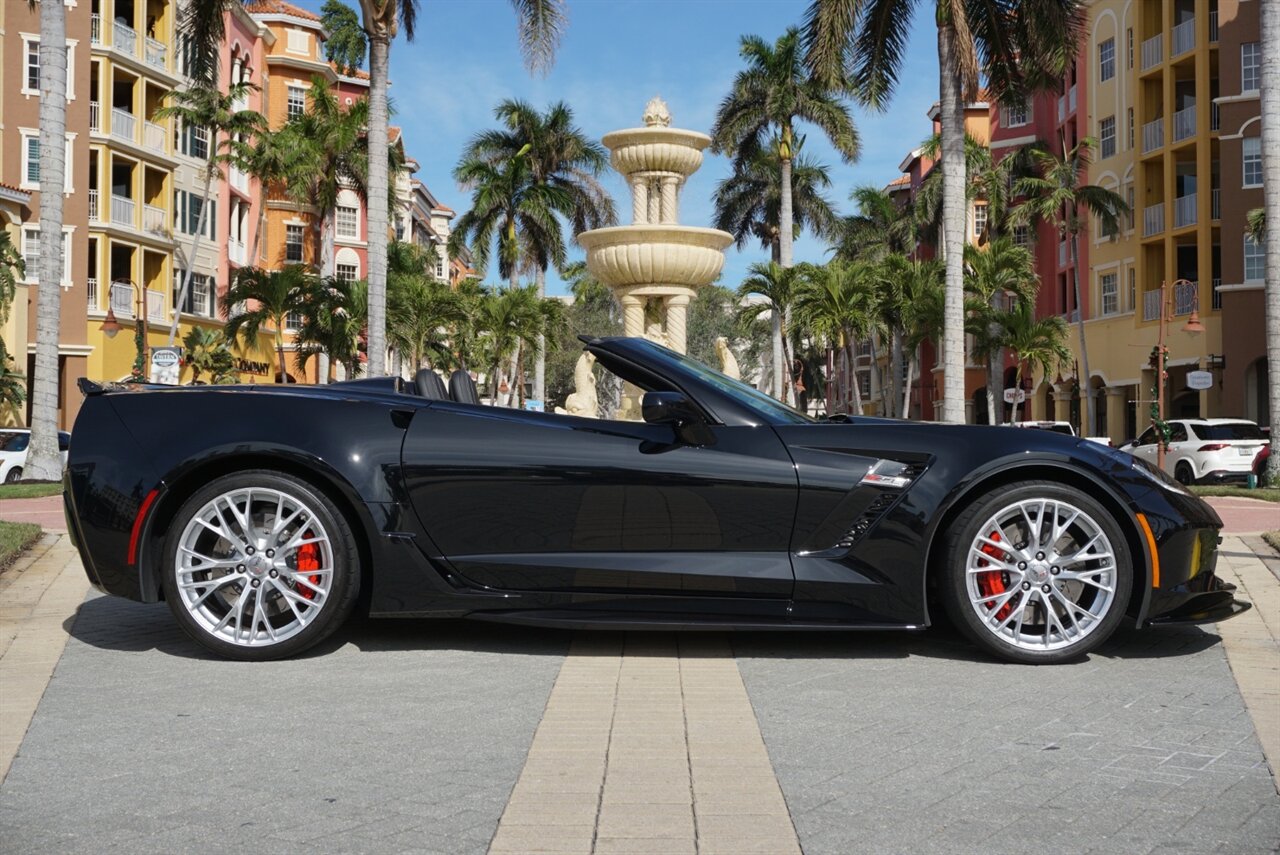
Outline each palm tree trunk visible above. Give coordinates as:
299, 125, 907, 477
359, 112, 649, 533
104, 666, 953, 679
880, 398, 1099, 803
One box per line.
770, 310, 784, 401
937, 25, 968, 424
534, 266, 546, 405
1259, 0, 1279, 484
1011, 363, 1025, 422
779, 153, 794, 268
26, 0, 68, 480
168, 163, 216, 345
870, 335, 887, 416
889, 326, 903, 418
275, 328, 287, 384
902, 347, 917, 419
1069, 233, 1093, 434
987, 349, 1001, 425
848, 343, 863, 415
365, 34, 391, 378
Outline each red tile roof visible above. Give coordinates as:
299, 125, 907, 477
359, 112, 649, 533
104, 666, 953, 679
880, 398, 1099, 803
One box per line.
886, 175, 911, 187
330, 61, 370, 80
245, 1, 321, 24
0, 181, 31, 196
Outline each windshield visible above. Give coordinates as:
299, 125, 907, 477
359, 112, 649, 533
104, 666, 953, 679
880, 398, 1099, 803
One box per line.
1189, 422, 1264, 441
631, 340, 814, 425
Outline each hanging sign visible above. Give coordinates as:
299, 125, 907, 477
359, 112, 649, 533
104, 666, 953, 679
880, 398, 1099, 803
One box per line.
150, 347, 183, 385
1186, 370, 1214, 391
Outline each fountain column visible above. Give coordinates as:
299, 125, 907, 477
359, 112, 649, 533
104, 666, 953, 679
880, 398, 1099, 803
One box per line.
665, 294, 690, 354
621, 294, 645, 338
659, 176, 679, 224
631, 176, 649, 224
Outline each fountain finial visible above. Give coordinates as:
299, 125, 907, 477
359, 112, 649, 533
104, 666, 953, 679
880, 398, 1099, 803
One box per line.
643, 96, 671, 128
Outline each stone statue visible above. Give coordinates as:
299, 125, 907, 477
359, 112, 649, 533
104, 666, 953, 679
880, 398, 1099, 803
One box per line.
715, 337, 741, 380
643, 96, 672, 128
555, 352, 599, 418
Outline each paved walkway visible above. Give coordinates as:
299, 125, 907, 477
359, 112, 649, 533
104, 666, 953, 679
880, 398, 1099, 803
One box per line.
0, 495, 64, 533
1204, 496, 1280, 534
1, 535, 1277, 853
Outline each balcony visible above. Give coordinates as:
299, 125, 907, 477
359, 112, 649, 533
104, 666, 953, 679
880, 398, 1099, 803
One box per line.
90, 13, 101, 45
144, 120, 166, 152
145, 38, 166, 70
1210, 10, 1219, 42
1173, 280, 1197, 315
1212, 188, 1220, 219
143, 204, 167, 236
110, 194, 136, 228
1173, 105, 1196, 142
89, 101, 101, 132
1144, 203, 1165, 236
88, 189, 100, 222
113, 20, 137, 58
1212, 278, 1222, 309
1211, 102, 1220, 131
1142, 33, 1163, 70
111, 108, 136, 144
229, 240, 247, 266
1069, 85, 1077, 114
1174, 194, 1197, 228
1143, 117, 1164, 153
147, 289, 166, 322
1143, 289, 1163, 321
229, 166, 250, 194
87, 277, 99, 308
110, 281, 134, 317
1172, 18, 1195, 57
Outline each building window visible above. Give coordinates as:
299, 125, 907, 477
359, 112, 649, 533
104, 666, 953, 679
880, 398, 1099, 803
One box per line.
286, 311, 303, 330
1099, 210, 1118, 239
1126, 185, 1135, 231
435, 258, 446, 279
1127, 28, 1133, 69
24, 38, 40, 93
22, 134, 40, 186
336, 263, 357, 282
1243, 137, 1263, 188
1242, 42, 1260, 93
1244, 236, 1264, 282
1012, 225, 1030, 248
972, 204, 987, 239
1099, 38, 1115, 82
1000, 100, 1029, 128
190, 124, 209, 160
1100, 272, 1118, 315
21, 227, 70, 286
1128, 268, 1136, 311
286, 224, 304, 263
1099, 116, 1116, 158
287, 85, 306, 119
175, 272, 214, 317
286, 29, 309, 55
1127, 108, 1134, 149
335, 205, 358, 239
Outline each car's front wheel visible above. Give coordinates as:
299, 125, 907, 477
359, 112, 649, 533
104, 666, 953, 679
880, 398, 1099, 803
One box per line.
161, 470, 361, 660
5, 467, 21, 483
941, 481, 1132, 664
1174, 462, 1195, 485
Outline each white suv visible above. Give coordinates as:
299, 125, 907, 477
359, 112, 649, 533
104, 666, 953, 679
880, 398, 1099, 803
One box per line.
0, 429, 71, 483
1122, 418, 1268, 485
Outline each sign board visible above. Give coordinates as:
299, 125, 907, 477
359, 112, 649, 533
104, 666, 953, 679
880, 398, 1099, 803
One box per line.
1186, 370, 1214, 390
150, 347, 182, 385
1002, 388, 1027, 404
523, 399, 545, 413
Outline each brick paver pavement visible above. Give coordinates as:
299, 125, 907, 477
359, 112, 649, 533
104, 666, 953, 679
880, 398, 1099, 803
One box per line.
0, 495, 65, 532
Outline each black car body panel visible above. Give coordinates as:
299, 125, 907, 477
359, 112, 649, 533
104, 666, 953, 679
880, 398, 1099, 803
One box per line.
65, 338, 1245, 635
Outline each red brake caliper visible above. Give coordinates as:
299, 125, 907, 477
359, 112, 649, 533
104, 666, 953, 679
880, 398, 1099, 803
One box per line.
975, 530, 1013, 621
295, 534, 320, 600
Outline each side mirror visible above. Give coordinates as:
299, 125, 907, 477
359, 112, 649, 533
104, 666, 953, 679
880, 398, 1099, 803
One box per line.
642, 391, 714, 446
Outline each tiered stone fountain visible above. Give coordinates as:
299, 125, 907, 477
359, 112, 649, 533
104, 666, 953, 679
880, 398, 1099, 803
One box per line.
579, 98, 734, 355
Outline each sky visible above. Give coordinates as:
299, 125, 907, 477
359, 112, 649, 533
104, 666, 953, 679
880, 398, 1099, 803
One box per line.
292, 0, 941, 296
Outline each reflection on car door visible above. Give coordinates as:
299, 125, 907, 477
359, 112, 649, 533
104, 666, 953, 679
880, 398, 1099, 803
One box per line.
401, 403, 798, 600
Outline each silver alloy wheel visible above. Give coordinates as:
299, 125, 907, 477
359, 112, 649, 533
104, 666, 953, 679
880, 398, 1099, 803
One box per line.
965, 497, 1118, 652
174, 487, 334, 647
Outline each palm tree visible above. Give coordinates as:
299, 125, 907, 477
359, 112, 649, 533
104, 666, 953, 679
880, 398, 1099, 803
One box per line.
803, 0, 1083, 424
0, 231, 22, 328
460, 99, 615, 403
835, 185, 916, 262
964, 238, 1039, 423
737, 262, 806, 403
1014, 136, 1127, 436
222, 266, 314, 383
294, 275, 369, 382
872, 254, 944, 418
23, 0, 68, 479
791, 260, 878, 414
354, 0, 568, 379
714, 145, 841, 263
711, 27, 860, 275
182, 326, 239, 385
1248, 208, 1266, 244
321, 0, 367, 74
155, 81, 267, 346
387, 274, 461, 373
477, 284, 560, 407
999, 298, 1071, 422
0, 339, 25, 415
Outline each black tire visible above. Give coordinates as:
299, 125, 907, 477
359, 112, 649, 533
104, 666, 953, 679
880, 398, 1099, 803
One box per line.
5, 467, 21, 483
161, 470, 361, 661
1174, 463, 1194, 485
939, 480, 1132, 665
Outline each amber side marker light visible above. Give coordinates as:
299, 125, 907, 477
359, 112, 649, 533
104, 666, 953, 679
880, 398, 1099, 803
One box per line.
1136, 512, 1160, 589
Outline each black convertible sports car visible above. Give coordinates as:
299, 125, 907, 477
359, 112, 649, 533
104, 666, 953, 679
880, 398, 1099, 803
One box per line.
65, 336, 1249, 663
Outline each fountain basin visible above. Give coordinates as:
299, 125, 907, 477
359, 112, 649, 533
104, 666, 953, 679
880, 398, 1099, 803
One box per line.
603, 128, 710, 177
580, 225, 734, 289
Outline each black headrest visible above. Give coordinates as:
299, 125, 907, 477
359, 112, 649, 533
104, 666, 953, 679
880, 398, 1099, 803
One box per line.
449, 369, 480, 405
414, 368, 448, 400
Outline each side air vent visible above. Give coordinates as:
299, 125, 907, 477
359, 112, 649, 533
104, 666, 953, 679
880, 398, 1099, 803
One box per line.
836, 492, 901, 549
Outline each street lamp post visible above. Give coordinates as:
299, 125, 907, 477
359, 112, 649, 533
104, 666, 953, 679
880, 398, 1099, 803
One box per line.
1153, 278, 1204, 471
99, 279, 148, 382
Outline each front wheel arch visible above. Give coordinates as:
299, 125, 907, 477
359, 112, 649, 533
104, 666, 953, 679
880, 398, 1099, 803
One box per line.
924, 462, 1149, 630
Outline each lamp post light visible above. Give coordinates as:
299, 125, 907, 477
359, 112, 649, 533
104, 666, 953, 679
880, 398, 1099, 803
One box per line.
1154, 278, 1203, 471
98, 279, 148, 382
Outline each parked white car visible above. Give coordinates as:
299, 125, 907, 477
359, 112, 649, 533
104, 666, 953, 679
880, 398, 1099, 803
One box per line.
1120, 418, 1268, 485
0, 429, 71, 483
1007, 421, 1113, 447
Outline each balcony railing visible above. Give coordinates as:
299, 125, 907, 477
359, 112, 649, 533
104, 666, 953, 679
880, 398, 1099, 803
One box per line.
1211, 102, 1220, 131
143, 204, 167, 236
1144, 203, 1165, 236
1210, 10, 1219, 41
110, 194, 136, 227
87, 277, 99, 308
88, 189, 100, 222
1212, 278, 1222, 310
111, 108, 136, 143
1172, 18, 1195, 56
1068, 309, 1081, 324
147, 289, 166, 322
1173, 280, 1197, 315
89, 101, 101, 132
145, 37, 166, 70
1143, 289, 1163, 321
144, 120, 165, 152
1174, 194, 1197, 228
111, 281, 134, 317
90, 13, 101, 45
113, 20, 137, 57
1142, 33, 1163, 70
229, 240, 247, 266
1173, 105, 1196, 142
1142, 117, 1164, 153
1212, 188, 1221, 219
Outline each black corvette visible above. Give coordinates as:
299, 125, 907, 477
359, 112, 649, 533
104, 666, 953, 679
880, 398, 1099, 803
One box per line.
65, 336, 1249, 663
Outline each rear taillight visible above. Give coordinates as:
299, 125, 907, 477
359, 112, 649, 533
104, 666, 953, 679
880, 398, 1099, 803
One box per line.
1198, 443, 1229, 451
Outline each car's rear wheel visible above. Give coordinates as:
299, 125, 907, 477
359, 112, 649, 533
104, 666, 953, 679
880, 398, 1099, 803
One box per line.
5, 467, 21, 483
161, 471, 361, 660
1174, 462, 1194, 485
941, 481, 1132, 664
